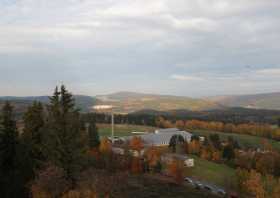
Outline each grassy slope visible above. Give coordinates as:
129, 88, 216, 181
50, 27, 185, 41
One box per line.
187, 155, 237, 189
97, 124, 156, 137
191, 129, 280, 151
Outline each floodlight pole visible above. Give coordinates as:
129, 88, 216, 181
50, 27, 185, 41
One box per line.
85, 122, 90, 135
111, 111, 115, 144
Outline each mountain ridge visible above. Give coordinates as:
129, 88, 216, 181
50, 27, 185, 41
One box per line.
206, 92, 280, 110
95, 91, 222, 113
1, 91, 280, 115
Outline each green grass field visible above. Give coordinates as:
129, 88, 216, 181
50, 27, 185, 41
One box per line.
186, 155, 237, 189
191, 129, 280, 151
97, 124, 156, 137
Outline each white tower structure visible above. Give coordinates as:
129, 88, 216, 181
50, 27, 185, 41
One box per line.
93, 105, 115, 144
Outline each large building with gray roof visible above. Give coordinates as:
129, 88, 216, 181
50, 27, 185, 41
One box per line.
125, 128, 192, 147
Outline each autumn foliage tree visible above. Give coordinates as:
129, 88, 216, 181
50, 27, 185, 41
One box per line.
129, 136, 144, 154
200, 147, 212, 160
31, 164, 70, 198
130, 157, 143, 174
99, 137, 112, 154
156, 116, 173, 128
145, 146, 161, 172
168, 160, 184, 184
188, 140, 201, 155
236, 168, 280, 198
244, 170, 265, 198
212, 150, 221, 162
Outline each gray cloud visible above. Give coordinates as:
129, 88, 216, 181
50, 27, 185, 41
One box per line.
0, 0, 279, 96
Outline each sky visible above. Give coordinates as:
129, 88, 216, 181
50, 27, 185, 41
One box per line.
0, 0, 280, 97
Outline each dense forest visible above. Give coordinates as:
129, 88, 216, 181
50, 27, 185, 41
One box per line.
84, 107, 280, 127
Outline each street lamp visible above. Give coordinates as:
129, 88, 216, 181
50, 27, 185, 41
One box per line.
93, 105, 115, 144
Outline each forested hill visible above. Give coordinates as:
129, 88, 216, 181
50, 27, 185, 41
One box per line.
207, 92, 280, 110
130, 107, 280, 124
2, 91, 280, 117
96, 91, 222, 113
0, 95, 96, 116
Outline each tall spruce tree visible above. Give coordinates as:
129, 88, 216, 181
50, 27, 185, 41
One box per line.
22, 101, 45, 169
45, 85, 85, 185
0, 102, 19, 197
88, 122, 100, 149
169, 134, 185, 153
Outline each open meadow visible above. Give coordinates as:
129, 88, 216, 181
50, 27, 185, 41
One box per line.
187, 155, 237, 190
97, 124, 156, 137
191, 129, 280, 151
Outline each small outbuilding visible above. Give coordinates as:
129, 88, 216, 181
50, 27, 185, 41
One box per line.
161, 153, 194, 167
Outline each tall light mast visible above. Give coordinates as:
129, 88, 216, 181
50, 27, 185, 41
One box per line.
111, 111, 114, 144
93, 105, 115, 144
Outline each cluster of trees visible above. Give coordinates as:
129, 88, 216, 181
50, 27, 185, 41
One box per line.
168, 132, 238, 163
154, 117, 280, 141
182, 119, 279, 140
0, 86, 128, 198
236, 169, 280, 198
235, 146, 280, 177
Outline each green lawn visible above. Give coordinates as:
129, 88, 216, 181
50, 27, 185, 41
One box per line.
191, 129, 280, 151
186, 155, 237, 190
97, 124, 156, 137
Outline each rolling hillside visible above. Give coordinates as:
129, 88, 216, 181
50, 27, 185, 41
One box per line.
0, 95, 96, 116
207, 92, 280, 110
96, 92, 221, 113
2, 91, 280, 116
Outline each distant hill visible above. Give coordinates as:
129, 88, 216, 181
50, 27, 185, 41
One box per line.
2, 91, 280, 116
207, 92, 280, 110
96, 92, 221, 113
0, 95, 96, 116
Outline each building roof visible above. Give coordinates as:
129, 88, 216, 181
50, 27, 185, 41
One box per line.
155, 128, 179, 133
162, 153, 191, 160
125, 129, 192, 146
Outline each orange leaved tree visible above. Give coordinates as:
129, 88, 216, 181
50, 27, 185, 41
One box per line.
99, 137, 112, 154
129, 136, 144, 155
168, 160, 184, 184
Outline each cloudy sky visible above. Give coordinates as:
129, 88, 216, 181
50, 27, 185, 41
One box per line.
0, 0, 280, 97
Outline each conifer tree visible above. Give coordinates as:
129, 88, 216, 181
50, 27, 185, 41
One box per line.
0, 102, 19, 197
22, 101, 45, 169
169, 134, 185, 153
44, 85, 85, 185
88, 122, 100, 149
